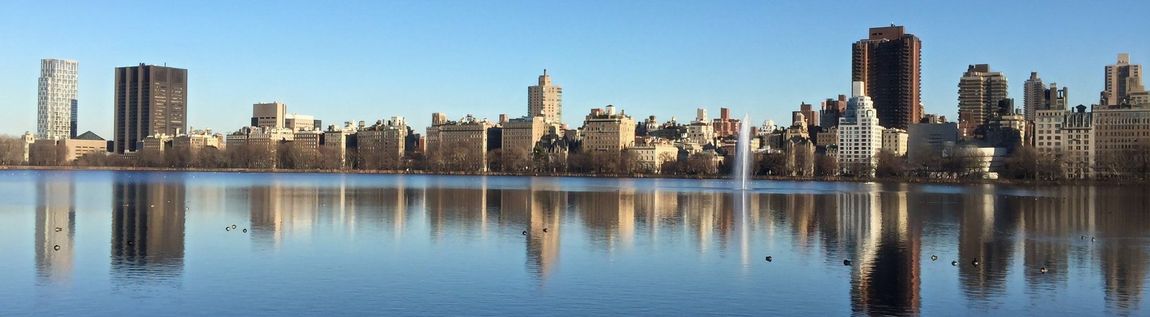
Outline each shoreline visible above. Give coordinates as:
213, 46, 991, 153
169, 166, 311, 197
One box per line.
2, 165, 1140, 186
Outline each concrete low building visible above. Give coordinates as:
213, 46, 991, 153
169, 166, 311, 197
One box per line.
29, 131, 108, 163
953, 145, 1008, 179
907, 122, 958, 164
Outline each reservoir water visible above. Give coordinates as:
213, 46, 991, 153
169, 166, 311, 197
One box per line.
1, 170, 1148, 316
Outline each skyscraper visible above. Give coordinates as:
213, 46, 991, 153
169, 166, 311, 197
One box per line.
113, 64, 188, 153
1023, 72, 1044, 121
852, 25, 922, 129
37, 59, 78, 140
528, 70, 562, 124
957, 64, 1009, 137
1102, 53, 1145, 106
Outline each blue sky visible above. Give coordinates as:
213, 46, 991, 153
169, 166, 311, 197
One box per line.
1, 0, 1147, 138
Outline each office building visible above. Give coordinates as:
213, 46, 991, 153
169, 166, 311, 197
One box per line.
252, 102, 287, 129
852, 25, 922, 129
113, 64, 188, 153
37, 59, 78, 140
1023, 72, 1070, 121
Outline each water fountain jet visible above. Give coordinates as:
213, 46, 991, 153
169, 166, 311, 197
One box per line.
732, 114, 753, 190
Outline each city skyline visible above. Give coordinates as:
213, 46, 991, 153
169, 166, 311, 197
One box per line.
1, 1, 1148, 138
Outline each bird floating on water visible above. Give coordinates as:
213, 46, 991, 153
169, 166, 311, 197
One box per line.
931, 255, 938, 261
951, 260, 958, 266
972, 258, 980, 266
843, 259, 851, 266
1040, 267, 1048, 274
765, 256, 773, 262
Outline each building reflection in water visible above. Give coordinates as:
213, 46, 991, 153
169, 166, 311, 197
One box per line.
839, 183, 921, 316
249, 180, 320, 249
495, 183, 564, 281
35, 172, 75, 285
87, 172, 1150, 312
574, 189, 637, 252
1096, 187, 1150, 314
111, 173, 186, 283
425, 178, 492, 243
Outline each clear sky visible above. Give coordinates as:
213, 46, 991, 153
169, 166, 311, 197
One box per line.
1, 0, 1147, 138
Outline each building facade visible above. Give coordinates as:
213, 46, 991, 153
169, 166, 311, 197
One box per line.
502, 116, 547, 160
426, 114, 492, 172
581, 105, 636, 153
37, 59, 78, 140
852, 25, 922, 129
1092, 106, 1150, 177
113, 64, 188, 153
882, 128, 909, 156
356, 117, 408, 170
252, 102, 287, 129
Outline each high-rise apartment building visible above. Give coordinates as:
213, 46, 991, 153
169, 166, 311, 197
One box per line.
712, 107, 742, 137
1102, 53, 1145, 106
1023, 72, 1044, 121
113, 64, 188, 153
957, 64, 1009, 137
1023, 72, 1070, 121
528, 70, 562, 124
838, 82, 885, 177
37, 59, 78, 140
852, 25, 922, 129
820, 95, 848, 128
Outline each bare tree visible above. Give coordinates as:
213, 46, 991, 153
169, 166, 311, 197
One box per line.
874, 149, 906, 178
0, 136, 25, 165
815, 153, 838, 177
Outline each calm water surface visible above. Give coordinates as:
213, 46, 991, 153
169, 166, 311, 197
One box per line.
1, 170, 1149, 316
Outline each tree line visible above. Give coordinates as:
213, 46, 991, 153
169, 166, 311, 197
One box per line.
4, 134, 1150, 182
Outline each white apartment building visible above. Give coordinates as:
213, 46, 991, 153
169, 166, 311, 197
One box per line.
838, 81, 885, 177
37, 59, 78, 140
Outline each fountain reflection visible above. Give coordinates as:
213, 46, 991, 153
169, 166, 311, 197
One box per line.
110, 173, 186, 285
35, 172, 75, 285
